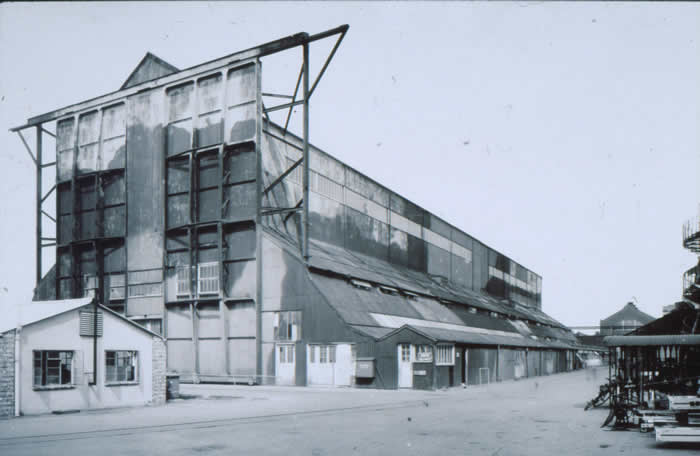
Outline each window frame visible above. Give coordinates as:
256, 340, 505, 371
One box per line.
435, 344, 455, 366
105, 350, 139, 386
33, 350, 74, 389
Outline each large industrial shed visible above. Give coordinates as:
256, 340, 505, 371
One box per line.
13, 25, 579, 389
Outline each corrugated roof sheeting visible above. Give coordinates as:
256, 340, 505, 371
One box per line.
409, 325, 541, 348
349, 325, 395, 339
408, 296, 465, 325
448, 305, 521, 334
604, 334, 700, 347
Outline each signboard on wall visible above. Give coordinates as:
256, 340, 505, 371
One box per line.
415, 345, 433, 362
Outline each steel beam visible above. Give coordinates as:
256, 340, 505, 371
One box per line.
262, 157, 302, 196
35, 126, 42, 286
263, 99, 304, 114
302, 43, 310, 260
41, 184, 56, 203
309, 28, 348, 98
284, 64, 304, 135
12, 25, 348, 130
18, 130, 37, 165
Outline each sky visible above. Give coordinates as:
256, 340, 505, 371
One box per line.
0, 2, 698, 331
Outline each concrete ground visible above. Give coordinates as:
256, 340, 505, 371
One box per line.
1, 367, 698, 456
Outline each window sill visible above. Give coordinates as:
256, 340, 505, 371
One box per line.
105, 381, 140, 387
33, 385, 76, 391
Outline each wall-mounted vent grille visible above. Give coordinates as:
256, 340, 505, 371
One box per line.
198, 262, 219, 295
79, 311, 103, 337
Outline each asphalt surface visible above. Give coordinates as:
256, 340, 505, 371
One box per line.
1, 367, 698, 455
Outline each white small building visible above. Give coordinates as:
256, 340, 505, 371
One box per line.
0, 296, 166, 418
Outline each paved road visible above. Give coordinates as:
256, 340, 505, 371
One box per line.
1, 368, 698, 455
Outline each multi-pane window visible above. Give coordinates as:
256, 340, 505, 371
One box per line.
278, 345, 294, 364
33, 351, 73, 387
274, 311, 302, 341
310, 345, 336, 364
105, 351, 138, 383
400, 344, 411, 362
436, 344, 455, 366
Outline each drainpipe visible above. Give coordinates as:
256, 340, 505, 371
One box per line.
14, 326, 21, 417
89, 292, 97, 386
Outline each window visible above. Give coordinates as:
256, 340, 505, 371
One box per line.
176, 264, 190, 296
316, 345, 336, 364
400, 344, 411, 362
309, 345, 315, 363
278, 345, 294, 364
33, 351, 73, 387
415, 345, 433, 362
105, 351, 138, 384
436, 344, 455, 366
197, 261, 219, 295
274, 311, 302, 341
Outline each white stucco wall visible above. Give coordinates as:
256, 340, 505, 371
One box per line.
19, 306, 155, 415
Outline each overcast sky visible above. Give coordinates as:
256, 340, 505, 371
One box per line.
1, 2, 698, 330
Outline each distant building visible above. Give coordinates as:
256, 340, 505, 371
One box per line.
600, 302, 655, 336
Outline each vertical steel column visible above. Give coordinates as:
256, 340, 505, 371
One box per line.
35, 126, 43, 286
254, 60, 264, 384
302, 43, 310, 260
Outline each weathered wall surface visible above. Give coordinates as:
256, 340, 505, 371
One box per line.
261, 123, 542, 309
0, 330, 15, 418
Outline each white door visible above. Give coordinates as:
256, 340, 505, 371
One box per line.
397, 344, 413, 388
275, 344, 295, 385
333, 344, 353, 387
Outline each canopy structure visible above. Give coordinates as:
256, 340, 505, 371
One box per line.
603, 334, 700, 347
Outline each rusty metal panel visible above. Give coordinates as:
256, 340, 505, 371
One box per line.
471, 241, 487, 292
166, 82, 194, 156
309, 149, 344, 184
103, 242, 125, 272
126, 296, 162, 316
389, 194, 424, 226
101, 103, 126, 170
309, 193, 344, 246
226, 143, 256, 183
196, 74, 223, 148
126, 88, 165, 272
56, 118, 75, 182
451, 253, 472, 288
225, 259, 256, 298
198, 189, 219, 222
406, 233, 426, 272
224, 223, 256, 260
427, 214, 451, 239
388, 227, 408, 267
223, 182, 257, 221
344, 167, 389, 207
344, 207, 389, 260
226, 103, 256, 144
103, 206, 125, 237
426, 243, 450, 279
102, 174, 125, 205
77, 111, 100, 175
167, 195, 189, 227
451, 229, 473, 250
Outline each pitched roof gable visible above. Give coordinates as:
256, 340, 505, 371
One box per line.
121, 52, 179, 90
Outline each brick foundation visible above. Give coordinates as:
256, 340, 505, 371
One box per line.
151, 336, 166, 405
0, 330, 16, 419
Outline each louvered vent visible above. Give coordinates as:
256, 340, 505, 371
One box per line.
79, 311, 103, 337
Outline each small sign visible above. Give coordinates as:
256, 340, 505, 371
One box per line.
414, 370, 427, 376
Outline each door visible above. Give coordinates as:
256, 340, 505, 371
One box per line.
397, 344, 413, 388
275, 344, 295, 385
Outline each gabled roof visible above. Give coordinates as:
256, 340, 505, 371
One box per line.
1, 295, 163, 340
601, 302, 655, 325
120, 52, 179, 90
0, 295, 94, 334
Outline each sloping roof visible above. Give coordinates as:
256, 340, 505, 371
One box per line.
0, 295, 94, 334
121, 52, 179, 90
601, 302, 655, 325
604, 334, 700, 347
1, 296, 163, 340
